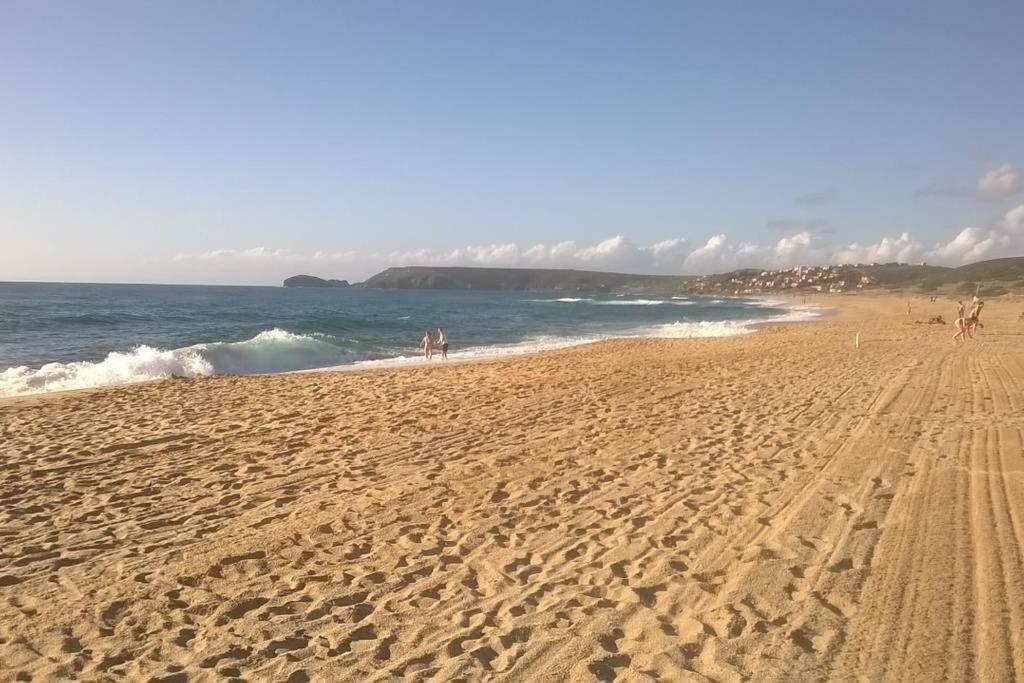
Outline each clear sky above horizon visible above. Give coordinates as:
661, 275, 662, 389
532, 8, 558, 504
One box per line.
2, 1, 1023, 284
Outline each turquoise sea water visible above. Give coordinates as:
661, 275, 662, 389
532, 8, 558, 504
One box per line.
0, 282, 813, 396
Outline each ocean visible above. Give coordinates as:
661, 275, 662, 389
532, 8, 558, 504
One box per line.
0, 282, 818, 396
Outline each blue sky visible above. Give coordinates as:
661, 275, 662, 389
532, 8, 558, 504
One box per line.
2, 1, 1023, 284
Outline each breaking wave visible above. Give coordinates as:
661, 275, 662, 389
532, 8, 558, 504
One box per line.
0, 329, 358, 397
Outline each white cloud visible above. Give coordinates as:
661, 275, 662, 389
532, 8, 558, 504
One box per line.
774, 231, 826, 266
924, 227, 1010, 265
676, 232, 827, 272
312, 250, 359, 263
380, 235, 700, 274
1002, 203, 1024, 234
833, 232, 920, 265
521, 240, 579, 266
447, 243, 521, 267
838, 203, 1024, 267
977, 163, 1021, 199
683, 234, 755, 271
575, 235, 631, 264
195, 247, 303, 262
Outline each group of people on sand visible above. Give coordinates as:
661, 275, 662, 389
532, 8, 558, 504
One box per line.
953, 297, 985, 343
420, 327, 449, 360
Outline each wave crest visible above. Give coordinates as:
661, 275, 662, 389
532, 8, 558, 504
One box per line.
642, 321, 753, 338
0, 329, 356, 397
532, 298, 695, 306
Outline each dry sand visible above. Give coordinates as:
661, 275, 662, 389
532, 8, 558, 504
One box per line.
2, 295, 1023, 681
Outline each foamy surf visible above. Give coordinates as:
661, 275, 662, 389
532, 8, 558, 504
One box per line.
0, 329, 357, 397
332, 335, 602, 372
531, 298, 697, 306
640, 320, 753, 338
0, 296, 826, 397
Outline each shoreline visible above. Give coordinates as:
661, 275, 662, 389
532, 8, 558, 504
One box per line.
0, 296, 827, 400
324, 297, 831, 375
3, 292, 1024, 679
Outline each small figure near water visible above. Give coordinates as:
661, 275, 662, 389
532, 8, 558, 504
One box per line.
436, 327, 449, 360
421, 329, 434, 360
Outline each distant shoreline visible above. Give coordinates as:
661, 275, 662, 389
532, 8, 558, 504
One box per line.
0, 295, 828, 401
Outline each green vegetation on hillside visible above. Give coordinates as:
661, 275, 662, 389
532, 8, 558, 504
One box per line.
285, 257, 1024, 296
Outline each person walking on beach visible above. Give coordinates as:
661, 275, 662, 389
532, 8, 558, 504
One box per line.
436, 326, 449, 360
953, 299, 968, 344
421, 329, 433, 360
954, 300, 985, 344
952, 315, 968, 343
967, 300, 984, 337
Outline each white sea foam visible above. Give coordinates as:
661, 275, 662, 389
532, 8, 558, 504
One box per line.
0, 329, 355, 397
748, 297, 788, 308
636, 302, 827, 339
594, 298, 665, 306
755, 301, 828, 323
533, 297, 695, 306
640, 320, 754, 338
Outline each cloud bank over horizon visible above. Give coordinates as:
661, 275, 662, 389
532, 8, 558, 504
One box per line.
169, 203, 1024, 284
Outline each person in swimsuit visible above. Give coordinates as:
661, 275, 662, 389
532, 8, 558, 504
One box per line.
421, 330, 433, 360
436, 327, 449, 360
952, 315, 968, 343
967, 300, 984, 337
955, 300, 985, 343
953, 300, 968, 344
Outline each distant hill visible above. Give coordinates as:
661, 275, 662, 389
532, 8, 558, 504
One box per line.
952, 257, 1024, 283
283, 274, 350, 288
286, 256, 1024, 295
686, 258, 1024, 296
361, 266, 691, 293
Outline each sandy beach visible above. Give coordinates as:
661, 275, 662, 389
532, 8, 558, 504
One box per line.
2, 294, 1023, 681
